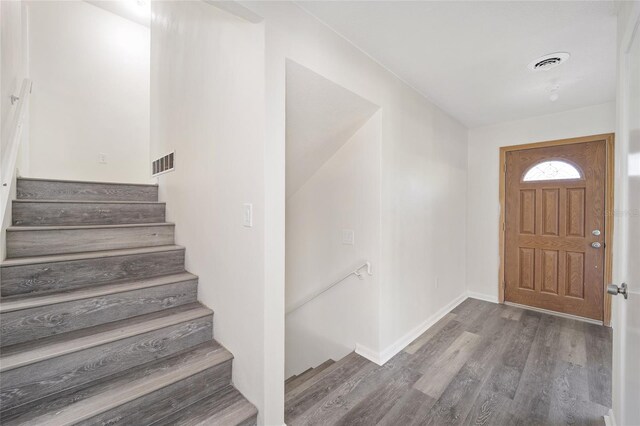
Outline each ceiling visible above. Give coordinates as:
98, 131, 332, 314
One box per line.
286, 60, 379, 198
86, 0, 150, 27
298, 1, 617, 128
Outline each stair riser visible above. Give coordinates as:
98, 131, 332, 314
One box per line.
0, 316, 213, 411
17, 179, 158, 202
0, 280, 198, 347
239, 416, 259, 426
6, 225, 175, 258
13, 202, 166, 226
0, 249, 186, 297
76, 361, 233, 426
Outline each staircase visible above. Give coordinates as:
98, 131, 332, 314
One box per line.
0, 177, 257, 426
285, 360, 335, 395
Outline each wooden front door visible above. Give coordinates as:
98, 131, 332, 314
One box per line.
504, 140, 606, 320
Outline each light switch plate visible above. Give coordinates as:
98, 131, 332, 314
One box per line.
243, 203, 253, 227
341, 229, 355, 245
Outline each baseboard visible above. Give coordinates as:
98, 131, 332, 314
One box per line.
604, 408, 616, 426
467, 291, 499, 303
355, 291, 468, 366
354, 343, 384, 365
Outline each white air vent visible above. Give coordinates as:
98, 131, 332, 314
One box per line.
152, 151, 175, 177
528, 52, 570, 71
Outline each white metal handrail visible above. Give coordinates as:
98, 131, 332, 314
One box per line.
1, 78, 32, 226
285, 261, 372, 315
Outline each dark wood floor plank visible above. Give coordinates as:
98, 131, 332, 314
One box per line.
404, 313, 457, 354
414, 331, 481, 398
483, 310, 541, 398
510, 314, 562, 423
420, 312, 520, 426
584, 322, 613, 407
547, 359, 608, 426
336, 366, 421, 426
558, 318, 587, 366
404, 319, 465, 372
423, 363, 483, 426
500, 305, 524, 321
284, 299, 612, 426
377, 388, 436, 426
461, 389, 516, 426
462, 301, 504, 335
452, 299, 491, 328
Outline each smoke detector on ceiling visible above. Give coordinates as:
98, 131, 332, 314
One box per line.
528, 52, 571, 71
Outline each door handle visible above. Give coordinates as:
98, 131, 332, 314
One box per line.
607, 283, 628, 299
591, 242, 602, 248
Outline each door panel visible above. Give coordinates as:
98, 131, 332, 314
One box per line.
504, 141, 607, 320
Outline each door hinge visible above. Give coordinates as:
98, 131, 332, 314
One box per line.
502, 222, 506, 231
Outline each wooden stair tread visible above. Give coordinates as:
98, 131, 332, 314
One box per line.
0, 303, 212, 372
285, 360, 335, 393
285, 374, 298, 385
285, 352, 369, 401
2, 176, 257, 423
0, 272, 198, 313
1, 340, 232, 426
0, 244, 185, 267
7, 222, 174, 231
153, 385, 258, 426
17, 177, 158, 187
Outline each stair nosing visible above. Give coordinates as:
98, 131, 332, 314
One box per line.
17, 177, 158, 188
12, 199, 166, 205
0, 272, 198, 313
0, 304, 212, 372
7, 222, 175, 232
0, 245, 185, 267
5, 341, 232, 426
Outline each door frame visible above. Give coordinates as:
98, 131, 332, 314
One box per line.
498, 133, 615, 326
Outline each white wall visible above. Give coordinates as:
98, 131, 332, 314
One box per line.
466, 102, 616, 300
0, 0, 25, 162
26, 1, 149, 183
245, 0, 469, 364
0, 0, 27, 261
286, 112, 381, 377
378, 92, 469, 353
149, 2, 272, 424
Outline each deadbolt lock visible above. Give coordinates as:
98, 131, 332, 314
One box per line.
592, 230, 601, 236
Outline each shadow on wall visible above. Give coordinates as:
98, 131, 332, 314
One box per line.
285, 60, 382, 378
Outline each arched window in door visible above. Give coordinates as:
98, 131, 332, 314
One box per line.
523, 160, 582, 182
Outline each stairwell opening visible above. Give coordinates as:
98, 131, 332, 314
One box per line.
284, 60, 382, 379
